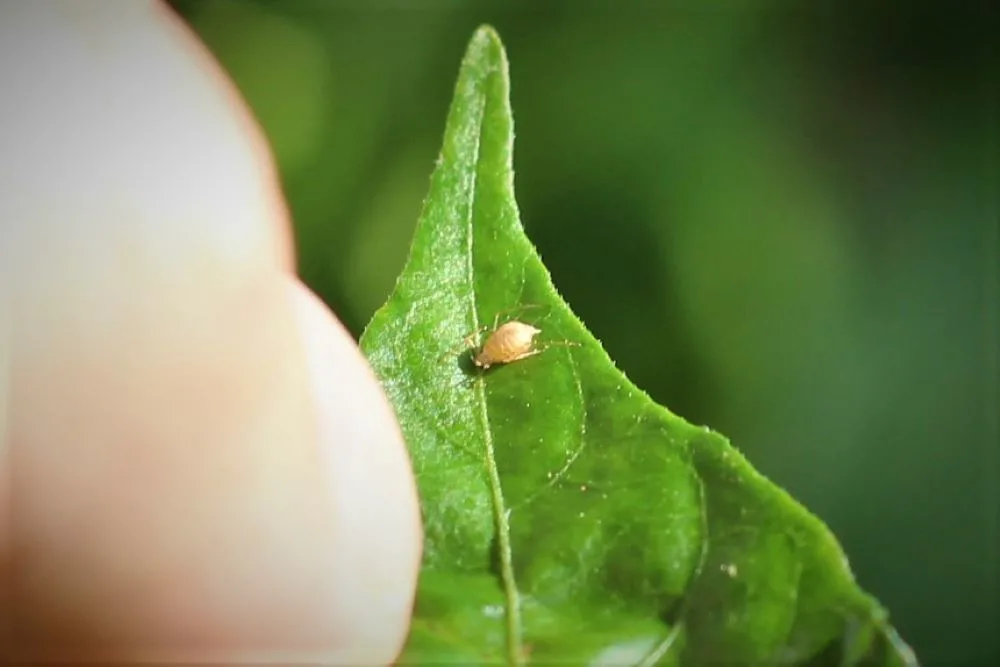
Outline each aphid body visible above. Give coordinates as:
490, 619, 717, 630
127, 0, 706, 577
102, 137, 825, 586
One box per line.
472, 320, 542, 369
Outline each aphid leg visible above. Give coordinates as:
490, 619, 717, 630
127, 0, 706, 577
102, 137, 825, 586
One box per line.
439, 322, 492, 362
504, 348, 546, 364
449, 371, 481, 391
446, 370, 480, 391
501, 339, 579, 365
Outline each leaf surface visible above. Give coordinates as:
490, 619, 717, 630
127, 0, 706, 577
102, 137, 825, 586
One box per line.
360, 25, 917, 667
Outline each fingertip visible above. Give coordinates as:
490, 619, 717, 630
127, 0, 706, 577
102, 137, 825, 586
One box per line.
0, 0, 295, 285
287, 281, 422, 663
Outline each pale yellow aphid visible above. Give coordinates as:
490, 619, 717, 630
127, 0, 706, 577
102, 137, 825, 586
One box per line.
446, 306, 578, 371
471, 320, 544, 369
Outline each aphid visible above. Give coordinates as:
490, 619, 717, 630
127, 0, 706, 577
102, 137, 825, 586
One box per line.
445, 306, 578, 371
472, 319, 544, 369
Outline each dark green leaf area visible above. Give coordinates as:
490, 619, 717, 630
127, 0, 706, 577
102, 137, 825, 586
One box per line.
360, 25, 916, 667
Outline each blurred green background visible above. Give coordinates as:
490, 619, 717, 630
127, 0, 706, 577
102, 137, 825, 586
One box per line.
171, 2, 996, 663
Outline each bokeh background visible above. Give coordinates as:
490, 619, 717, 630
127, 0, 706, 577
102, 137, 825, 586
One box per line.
171, 2, 996, 664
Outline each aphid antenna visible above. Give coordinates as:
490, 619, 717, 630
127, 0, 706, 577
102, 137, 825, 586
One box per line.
485, 302, 548, 328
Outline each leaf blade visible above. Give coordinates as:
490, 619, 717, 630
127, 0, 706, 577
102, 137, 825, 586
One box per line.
361, 24, 917, 667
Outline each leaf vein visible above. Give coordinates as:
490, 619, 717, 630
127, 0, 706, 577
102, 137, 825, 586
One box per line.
464, 73, 523, 665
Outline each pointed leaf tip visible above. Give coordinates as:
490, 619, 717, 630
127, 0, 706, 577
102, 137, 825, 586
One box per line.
472, 23, 501, 45
462, 23, 507, 75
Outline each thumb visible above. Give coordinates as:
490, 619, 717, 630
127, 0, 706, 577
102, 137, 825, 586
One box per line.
0, 1, 421, 663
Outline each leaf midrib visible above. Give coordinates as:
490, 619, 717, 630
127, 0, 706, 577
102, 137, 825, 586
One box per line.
463, 62, 523, 666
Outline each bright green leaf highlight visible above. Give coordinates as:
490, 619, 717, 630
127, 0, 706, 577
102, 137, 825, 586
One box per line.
360, 25, 917, 667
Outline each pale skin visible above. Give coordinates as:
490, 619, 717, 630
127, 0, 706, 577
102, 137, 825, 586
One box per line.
0, 2, 420, 664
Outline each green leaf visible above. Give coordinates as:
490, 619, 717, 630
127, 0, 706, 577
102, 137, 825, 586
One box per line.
360, 25, 917, 667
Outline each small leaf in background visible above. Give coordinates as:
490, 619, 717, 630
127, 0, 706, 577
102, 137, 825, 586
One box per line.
360, 25, 917, 667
